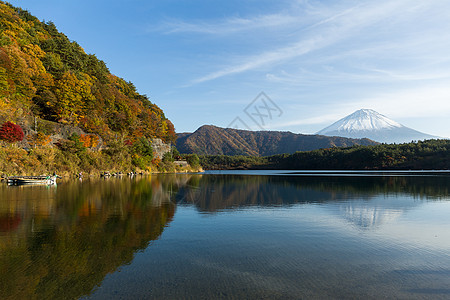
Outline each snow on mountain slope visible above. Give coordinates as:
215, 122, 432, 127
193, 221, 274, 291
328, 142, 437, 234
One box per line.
320, 109, 402, 132
317, 109, 438, 143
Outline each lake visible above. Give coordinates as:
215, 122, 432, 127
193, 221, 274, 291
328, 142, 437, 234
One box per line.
1, 171, 450, 299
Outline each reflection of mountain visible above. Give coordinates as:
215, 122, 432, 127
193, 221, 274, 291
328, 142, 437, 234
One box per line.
333, 196, 419, 229
176, 175, 450, 229
177, 175, 450, 211
0, 177, 176, 300
176, 175, 335, 212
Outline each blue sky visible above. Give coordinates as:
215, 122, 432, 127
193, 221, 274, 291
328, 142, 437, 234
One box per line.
9, 0, 450, 137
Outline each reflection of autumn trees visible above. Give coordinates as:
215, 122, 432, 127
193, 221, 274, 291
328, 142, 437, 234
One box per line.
0, 177, 176, 299
1, 173, 449, 298
177, 175, 450, 212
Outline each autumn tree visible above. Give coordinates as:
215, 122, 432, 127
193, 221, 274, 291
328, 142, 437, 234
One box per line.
165, 120, 177, 144
79, 133, 100, 148
0, 121, 24, 143
0, 1, 178, 153
54, 71, 95, 124
27, 132, 51, 147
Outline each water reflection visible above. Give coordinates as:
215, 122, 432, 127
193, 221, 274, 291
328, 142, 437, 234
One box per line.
91, 174, 450, 299
0, 177, 176, 300
1, 173, 450, 299
176, 175, 450, 229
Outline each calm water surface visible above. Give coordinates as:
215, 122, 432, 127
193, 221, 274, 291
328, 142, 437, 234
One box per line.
1, 171, 450, 299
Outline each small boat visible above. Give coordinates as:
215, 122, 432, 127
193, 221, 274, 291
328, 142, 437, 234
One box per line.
7, 175, 57, 186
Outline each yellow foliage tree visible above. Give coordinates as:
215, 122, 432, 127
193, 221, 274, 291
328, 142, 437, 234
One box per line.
27, 132, 51, 147
54, 72, 95, 124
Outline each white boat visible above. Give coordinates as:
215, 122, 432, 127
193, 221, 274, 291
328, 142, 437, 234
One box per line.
7, 176, 57, 186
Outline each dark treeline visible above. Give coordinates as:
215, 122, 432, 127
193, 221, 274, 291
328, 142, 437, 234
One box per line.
199, 154, 269, 170
200, 139, 450, 170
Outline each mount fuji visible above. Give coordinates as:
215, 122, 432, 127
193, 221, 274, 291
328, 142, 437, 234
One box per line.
317, 109, 438, 144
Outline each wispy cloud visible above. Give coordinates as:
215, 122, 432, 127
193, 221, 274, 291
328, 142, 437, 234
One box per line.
358, 68, 450, 82
155, 13, 299, 35
185, 0, 417, 84
265, 66, 450, 86
191, 36, 325, 84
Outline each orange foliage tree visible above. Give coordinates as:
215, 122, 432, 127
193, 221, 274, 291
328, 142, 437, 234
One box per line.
79, 133, 100, 148
27, 132, 51, 147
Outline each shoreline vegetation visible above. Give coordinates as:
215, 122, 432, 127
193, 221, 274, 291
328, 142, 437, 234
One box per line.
0, 136, 202, 178
2, 137, 449, 178
198, 139, 450, 171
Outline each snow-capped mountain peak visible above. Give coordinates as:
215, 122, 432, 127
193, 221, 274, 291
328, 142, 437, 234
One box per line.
321, 109, 403, 133
317, 109, 437, 143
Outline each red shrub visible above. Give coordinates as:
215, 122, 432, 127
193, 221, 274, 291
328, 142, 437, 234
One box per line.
0, 121, 24, 143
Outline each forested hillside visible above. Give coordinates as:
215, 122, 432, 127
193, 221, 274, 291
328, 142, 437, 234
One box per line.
0, 2, 192, 175
176, 125, 378, 156
0, 1, 175, 143
199, 139, 450, 170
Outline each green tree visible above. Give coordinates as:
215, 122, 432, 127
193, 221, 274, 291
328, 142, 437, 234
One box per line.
162, 152, 174, 163
186, 154, 200, 168
58, 133, 86, 154
132, 137, 153, 159
171, 146, 180, 160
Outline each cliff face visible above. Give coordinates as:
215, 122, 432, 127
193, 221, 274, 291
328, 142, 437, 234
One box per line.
176, 125, 378, 156
17, 120, 103, 150
151, 138, 171, 159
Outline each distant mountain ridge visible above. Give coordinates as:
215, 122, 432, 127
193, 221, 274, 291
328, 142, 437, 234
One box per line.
176, 125, 378, 156
317, 109, 438, 143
